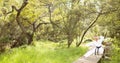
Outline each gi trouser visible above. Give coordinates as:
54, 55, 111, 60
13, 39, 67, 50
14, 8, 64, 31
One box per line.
84, 46, 104, 57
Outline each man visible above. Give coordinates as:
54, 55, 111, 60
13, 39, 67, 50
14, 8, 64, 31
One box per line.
83, 36, 104, 57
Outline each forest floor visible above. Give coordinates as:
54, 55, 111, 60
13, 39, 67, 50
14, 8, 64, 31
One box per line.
0, 40, 119, 63
0, 40, 87, 63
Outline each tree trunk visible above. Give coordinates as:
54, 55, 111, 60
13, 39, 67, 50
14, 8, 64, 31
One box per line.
68, 39, 72, 48
76, 13, 101, 47
68, 41, 72, 48
27, 35, 33, 45
67, 34, 73, 48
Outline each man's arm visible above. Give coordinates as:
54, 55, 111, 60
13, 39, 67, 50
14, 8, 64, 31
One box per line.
98, 36, 104, 44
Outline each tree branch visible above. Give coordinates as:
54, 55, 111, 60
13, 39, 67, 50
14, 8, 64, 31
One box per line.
77, 12, 101, 47
35, 22, 50, 30
6, 6, 18, 14
15, 0, 28, 34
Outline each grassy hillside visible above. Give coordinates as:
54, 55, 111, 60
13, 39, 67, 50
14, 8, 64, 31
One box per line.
0, 40, 87, 63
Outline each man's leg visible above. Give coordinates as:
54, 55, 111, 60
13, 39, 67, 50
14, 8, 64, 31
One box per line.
99, 47, 104, 54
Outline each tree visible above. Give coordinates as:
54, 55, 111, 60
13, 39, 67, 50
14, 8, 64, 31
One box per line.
76, 0, 120, 47
2, 0, 50, 46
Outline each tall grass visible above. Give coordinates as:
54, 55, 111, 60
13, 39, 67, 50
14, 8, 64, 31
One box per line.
0, 41, 87, 63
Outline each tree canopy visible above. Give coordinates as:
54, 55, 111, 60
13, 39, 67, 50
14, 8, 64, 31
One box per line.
0, 0, 120, 48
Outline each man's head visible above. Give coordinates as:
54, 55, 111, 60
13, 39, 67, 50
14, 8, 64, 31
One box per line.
93, 36, 99, 41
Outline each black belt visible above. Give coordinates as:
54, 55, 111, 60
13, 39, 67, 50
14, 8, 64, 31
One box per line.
95, 46, 101, 55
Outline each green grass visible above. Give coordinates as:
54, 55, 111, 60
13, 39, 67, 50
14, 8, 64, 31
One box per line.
0, 40, 87, 63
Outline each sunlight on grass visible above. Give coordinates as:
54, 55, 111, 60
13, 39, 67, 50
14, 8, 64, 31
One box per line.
0, 41, 87, 63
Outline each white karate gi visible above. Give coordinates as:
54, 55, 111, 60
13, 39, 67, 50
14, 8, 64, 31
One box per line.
84, 36, 104, 57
